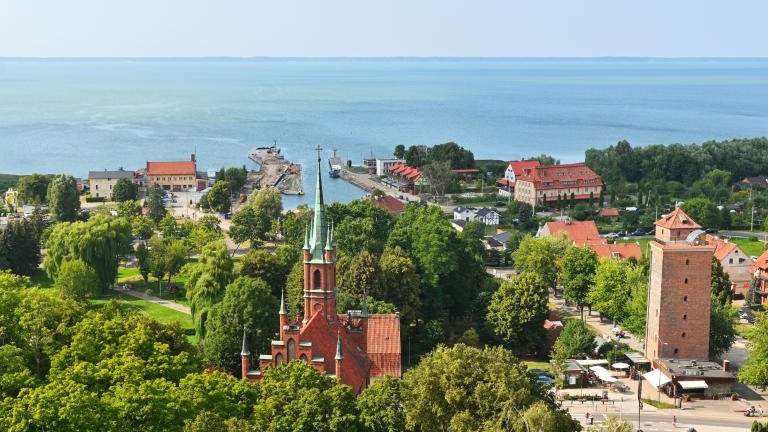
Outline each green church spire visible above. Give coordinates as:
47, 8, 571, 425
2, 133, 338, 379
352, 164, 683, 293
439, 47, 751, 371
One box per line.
308, 146, 328, 261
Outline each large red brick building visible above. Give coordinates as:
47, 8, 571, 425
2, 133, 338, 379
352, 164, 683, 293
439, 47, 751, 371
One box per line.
513, 162, 603, 207
240, 155, 401, 394
645, 207, 714, 362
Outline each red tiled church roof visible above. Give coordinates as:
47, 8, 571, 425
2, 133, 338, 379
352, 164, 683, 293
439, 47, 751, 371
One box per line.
367, 314, 401, 378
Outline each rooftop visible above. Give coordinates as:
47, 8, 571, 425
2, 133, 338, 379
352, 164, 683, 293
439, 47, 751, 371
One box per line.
658, 358, 734, 380
370, 195, 405, 214
88, 169, 135, 180
542, 220, 600, 245
655, 207, 701, 230
147, 158, 197, 176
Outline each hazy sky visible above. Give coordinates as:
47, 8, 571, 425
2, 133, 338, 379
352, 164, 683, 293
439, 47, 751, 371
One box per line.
1, 1, 765, 57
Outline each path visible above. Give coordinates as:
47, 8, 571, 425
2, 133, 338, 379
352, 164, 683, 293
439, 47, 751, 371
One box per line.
117, 288, 191, 315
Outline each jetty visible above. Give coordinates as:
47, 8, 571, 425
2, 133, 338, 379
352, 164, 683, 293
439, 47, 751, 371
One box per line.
248, 146, 303, 195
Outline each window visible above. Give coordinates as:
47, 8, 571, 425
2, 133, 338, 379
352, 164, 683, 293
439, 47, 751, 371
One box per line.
684, 278, 688, 284
313, 270, 321, 289
673, 348, 679, 355
683, 295, 688, 302
95, 185, 99, 190
682, 332, 686, 338
300, 354, 308, 363
729, 258, 733, 264
275, 353, 283, 365
739, 258, 746, 263
683, 314, 687, 320
287, 339, 296, 361
685, 259, 689, 265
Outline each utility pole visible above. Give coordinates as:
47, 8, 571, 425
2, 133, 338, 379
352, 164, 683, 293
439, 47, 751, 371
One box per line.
751, 185, 755, 232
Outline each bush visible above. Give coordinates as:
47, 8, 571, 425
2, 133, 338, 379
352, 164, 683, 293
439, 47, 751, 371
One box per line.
85, 196, 106, 203
145, 288, 156, 297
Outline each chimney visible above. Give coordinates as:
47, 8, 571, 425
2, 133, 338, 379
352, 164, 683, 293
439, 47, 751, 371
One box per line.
723, 359, 730, 372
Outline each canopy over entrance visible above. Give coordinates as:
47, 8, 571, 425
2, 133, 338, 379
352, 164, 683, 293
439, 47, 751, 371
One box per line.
643, 369, 671, 387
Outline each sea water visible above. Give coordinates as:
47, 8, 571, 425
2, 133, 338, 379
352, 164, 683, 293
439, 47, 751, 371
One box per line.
0, 58, 767, 207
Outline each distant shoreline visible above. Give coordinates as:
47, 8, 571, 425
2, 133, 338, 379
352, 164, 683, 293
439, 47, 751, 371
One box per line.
1, 56, 767, 62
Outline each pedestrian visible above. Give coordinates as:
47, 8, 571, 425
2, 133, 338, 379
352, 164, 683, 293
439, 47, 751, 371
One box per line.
760, 405, 764, 417
673, 415, 677, 426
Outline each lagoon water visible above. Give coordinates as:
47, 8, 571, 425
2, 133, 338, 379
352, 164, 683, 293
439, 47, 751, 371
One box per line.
1, 58, 767, 207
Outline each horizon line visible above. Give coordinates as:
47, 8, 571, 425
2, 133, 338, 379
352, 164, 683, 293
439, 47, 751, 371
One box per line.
1, 56, 767, 61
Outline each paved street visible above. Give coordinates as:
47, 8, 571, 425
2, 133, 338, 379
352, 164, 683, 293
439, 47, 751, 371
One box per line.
117, 287, 192, 315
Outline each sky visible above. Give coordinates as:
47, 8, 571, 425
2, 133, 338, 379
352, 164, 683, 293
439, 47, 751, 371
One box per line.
0, 1, 766, 57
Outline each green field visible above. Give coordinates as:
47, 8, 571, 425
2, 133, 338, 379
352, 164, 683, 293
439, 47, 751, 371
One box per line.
117, 266, 191, 306
726, 237, 767, 257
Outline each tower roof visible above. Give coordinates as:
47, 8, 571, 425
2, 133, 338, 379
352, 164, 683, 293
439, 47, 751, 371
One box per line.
335, 331, 343, 361
655, 207, 701, 230
279, 289, 287, 315
240, 329, 250, 356
308, 147, 328, 262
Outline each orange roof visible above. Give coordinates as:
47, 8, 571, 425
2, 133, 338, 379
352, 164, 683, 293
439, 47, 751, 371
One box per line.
599, 207, 620, 217
366, 314, 402, 378
370, 195, 406, 214
753, 250, 768, 273
543, 220, 600, 245
508, 160, 541, 176
655, 207, 701, 230
704, 234, 740, 261
496, 178, 513, 187
584, 240, 642, 261
147, 160, 196, 176
516, 162, 602, 190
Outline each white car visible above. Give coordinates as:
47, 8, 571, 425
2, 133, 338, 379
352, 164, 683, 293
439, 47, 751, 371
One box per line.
603, 233, 619, 239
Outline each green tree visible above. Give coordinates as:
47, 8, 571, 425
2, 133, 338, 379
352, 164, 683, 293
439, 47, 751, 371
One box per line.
588, 259, 644, 322
112, 177, 139, 202
393, 144, 406, 159
356, 377, 405, 432
224, 167, 247, 193
229, 205, 270, 250
136, 242, 150, 282
709, 301, 737, 359
146, 184, 166, 225
551, 319, 596, 361
0, 218, 41, 276
0, 345, 36, 397
558, 246, 597, 319
239, 249, 291, 298
246, 186, 282, 223
513, 235, 569, 290
421, 160, 454, 198
622, 281, 648, 338
487, 272, 549, 354
204, 180, 232, 213
202, 277, 278, 374
185, 242, 234, 338
47, 174, 81, 222
402, 344, 577, 432
132, 215, 155, 240
16, 173, 51, 205
55, 259, 100, 302
189, 215, 223, 252
44, 214, 133, 293
711, 257, 733, 306
338, 250, 379, 302
682, 197, 722, 228
377, 246, 420, 322
742, 313, 768, 388
285, 260, 304, 314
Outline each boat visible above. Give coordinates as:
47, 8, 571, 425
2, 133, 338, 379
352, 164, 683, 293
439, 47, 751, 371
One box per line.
328, 149, 342, 178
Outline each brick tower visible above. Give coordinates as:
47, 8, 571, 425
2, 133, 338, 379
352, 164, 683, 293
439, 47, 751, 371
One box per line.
645, 207, 715, 362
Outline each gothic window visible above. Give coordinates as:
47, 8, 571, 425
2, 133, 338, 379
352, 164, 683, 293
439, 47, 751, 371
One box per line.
287, 339, 296, 361
300, 354, 308, 363
275, 353, 283, 365
314, 270, 321, 289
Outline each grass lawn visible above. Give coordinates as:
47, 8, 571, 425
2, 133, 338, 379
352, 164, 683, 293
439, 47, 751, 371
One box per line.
735, 323, 754, 339
117, 266, 190, 306
641, 398, 676, 409
522, 360, 551, 371
90, 291, 196, 343
725, 237, 767, 257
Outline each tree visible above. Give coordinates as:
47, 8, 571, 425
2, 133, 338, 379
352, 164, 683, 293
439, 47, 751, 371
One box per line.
132, 215, 155, 240
710, 301, 737, 359
377, 247, 420, 322
224, 167, 247, 193
16, 173, 51, 205
55, 259, 100, 302
338, 250, 379, 302
740, 313, 768, 388
189, 215, 223, 252
44, 214, 133, 293
112, 177, 138, 202
229, 205, 270, 250
682, 197, 722, 228
202, 277, 278, 374
0, 345, 36, 397
487, 272, 549, 354
551, 319, 596, 361
588, 259, 644, 322
589, 415, 633, 432
246, 186, 282, 223
185, 242, 234, 338
285, 260, 304, 315
393, 144, 405, 159
204, 180, 232, 213
136, 242, 150, 282
402, 344, 578, 432
622, 280, 648, 339
421, 160, 454, 198
146, 184, 166, 225
47, 174, 80, 222
513, 236, 569, 290
0, 218, 41, 276
558, 246, 597, 319
239, 249, 291, 298
356, 377, 405, 432
711, 257, 733, 306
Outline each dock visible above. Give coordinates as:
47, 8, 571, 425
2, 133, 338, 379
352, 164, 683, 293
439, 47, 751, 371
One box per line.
247, 147, 304, 195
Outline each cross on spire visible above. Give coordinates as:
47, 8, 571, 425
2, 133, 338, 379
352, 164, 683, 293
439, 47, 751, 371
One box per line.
315, 145, 323, 163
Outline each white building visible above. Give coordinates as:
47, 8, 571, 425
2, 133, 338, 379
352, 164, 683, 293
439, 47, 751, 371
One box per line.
453, 206, 476, 222
452, 206, 500, 226
376, 158, 405, 176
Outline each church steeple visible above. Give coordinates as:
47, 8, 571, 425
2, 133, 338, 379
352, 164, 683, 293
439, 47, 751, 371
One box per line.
308, 146, 328, 262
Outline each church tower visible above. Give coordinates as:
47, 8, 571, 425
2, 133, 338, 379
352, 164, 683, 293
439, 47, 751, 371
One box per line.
645, 207, 714, 362
302, 147, 337, 323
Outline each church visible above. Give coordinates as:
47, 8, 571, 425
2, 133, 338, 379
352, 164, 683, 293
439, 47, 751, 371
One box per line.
240, 153, 402, 394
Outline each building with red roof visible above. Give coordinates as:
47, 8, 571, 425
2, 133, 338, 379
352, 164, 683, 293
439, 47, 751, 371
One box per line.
496, 160, 541, 197
369, 195, 406, 214
386, 163, 425, 194
702, 235, 753, 296
598, 207, 620, 220
145, 154, 200, 192
753, 250, 768, 303
537, 220, 600, 245
241, 154, 401, 394
513, 162, 602, 207
583, 239, 642, 261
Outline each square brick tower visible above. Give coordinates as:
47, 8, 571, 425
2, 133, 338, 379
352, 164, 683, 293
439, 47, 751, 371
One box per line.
645, 207, 715, 362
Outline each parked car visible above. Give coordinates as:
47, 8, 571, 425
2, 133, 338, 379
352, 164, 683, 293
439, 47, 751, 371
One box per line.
536, 375, 555, 386
603, 232, 619, 239
630, 229, 646, 236
704, 227, 718, 234
617, 230, 629, 237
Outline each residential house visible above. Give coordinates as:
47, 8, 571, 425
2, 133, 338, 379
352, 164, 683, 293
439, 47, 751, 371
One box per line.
583, 239, 643, 261
538, 219, 641, 260
751, 250, 768, 303
705, 234, 752, 296
739, 175, 768, 189
598, 207, 620, 221
386, 163, 425, 194
484, 231, 512, 251
88, 169, 137, 200
145, 154, 199, 192
451, 168, 480, 181
453, 206, 475, 222
496, 160, 541, 198
475, 208, 500, 225
513, 162, 603, 207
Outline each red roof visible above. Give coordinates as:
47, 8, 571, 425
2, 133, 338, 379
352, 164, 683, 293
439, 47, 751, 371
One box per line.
508, 160, 541, 176
370, 195, 406, 214
704, 235, 740, 261
516, 162, 602, 190
584, 240, 642, 261
755, 250, 768, 273
366, 314, 402, 378
599, 207, 620, 218
655, 207, 701, 230
389, 163, 421, 181
496, 178, 513, 187
146, 160, 196, 176
450, 169, 480, 173
542, 220, 600, 245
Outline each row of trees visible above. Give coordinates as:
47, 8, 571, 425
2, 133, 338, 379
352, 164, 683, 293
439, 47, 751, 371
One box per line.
394, 141, 475, 170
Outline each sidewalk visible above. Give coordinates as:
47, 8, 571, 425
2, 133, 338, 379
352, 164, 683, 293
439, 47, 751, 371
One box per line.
117, 288, 191, 315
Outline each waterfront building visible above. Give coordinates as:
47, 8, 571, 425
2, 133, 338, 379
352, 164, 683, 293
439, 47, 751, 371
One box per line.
145, 154, 199, 192
369, 195, 405, 214
241, 154, 401, 394
87, 168, 137, 200
512, 162, 603, 207
375, 158, 405, 176
496, 160, 541, 198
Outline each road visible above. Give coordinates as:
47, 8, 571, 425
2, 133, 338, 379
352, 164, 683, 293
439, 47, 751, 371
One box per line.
571, 410, 755, 431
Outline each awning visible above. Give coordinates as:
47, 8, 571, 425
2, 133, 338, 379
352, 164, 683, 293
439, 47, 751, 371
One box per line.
643, 369, 671, 387
577, 359, 609, 366
679, 380, 709, 390
589, 366, 611, 375
599, 375, 618, 383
